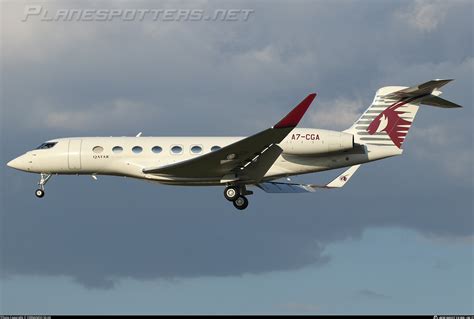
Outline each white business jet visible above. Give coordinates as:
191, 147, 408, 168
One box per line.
7, 79, 461, 210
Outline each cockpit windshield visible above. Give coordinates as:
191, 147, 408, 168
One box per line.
36, 142, 58, 150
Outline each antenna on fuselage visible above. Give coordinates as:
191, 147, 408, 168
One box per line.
136, 132, 143, 137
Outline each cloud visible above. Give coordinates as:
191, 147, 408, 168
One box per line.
394, 0, 472, 34
44, 99, 151, 131
308, 97, 364, 130
395, 0, 449, 32
410, 125, 473, 181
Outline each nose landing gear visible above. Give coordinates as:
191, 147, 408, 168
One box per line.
224, 185, 252, 210
35, 189, 45, 198
35, 173, 52, 198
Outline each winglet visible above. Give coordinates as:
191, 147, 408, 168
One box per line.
274, 93, 316, 129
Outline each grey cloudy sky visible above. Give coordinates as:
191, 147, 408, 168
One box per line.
1, 0, 472, 313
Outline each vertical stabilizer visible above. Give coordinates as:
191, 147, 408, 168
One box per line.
345, 79, 461, 149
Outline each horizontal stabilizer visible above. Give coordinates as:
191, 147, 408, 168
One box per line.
325, 164, 361, 188
385, 79, 453, 98
257, 165, 360, 193
385, 79, 462, 108
420, 95, 462, 108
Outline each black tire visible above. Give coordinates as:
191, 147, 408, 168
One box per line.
35, 189, 45, 198
233, 196, 249, 210
224, 186, 239, 201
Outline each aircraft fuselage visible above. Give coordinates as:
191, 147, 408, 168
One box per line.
7, 128, 400, 186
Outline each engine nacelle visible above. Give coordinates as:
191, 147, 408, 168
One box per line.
281, 129, 354, 155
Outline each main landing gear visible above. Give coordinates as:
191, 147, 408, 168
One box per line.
224, 185, 252, 210
35, 173, 52, 198
233, 195, 248, 210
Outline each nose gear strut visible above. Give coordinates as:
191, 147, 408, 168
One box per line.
35, 173, 52, 198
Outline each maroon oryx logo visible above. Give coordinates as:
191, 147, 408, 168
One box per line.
367, 97, 417, 148
340, 175, 348, 182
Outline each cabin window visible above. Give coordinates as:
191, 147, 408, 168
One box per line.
36, 142, 57, 150
132, 146, 143, 154
92, 146, 104, 153
211, 145, 221, 152
191, 145, 202, 154
171, 145, 183, 154
112, 146, 123, 153
152, 146, 162, 154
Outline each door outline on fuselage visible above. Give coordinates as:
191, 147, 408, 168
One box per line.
68, 139, 82, 170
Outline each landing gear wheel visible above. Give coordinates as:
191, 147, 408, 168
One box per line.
233, 196, 248, 210
224, 186, 239, 201
35, 189, 45, 198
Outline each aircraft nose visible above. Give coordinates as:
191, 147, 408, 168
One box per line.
7, 157, 20, 169
7, 155, 29, 171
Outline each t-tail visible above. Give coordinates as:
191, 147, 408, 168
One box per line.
344, 79, 462, 150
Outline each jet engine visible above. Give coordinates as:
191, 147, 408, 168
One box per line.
282, 129, 354, 155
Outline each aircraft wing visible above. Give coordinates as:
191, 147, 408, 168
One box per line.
257, 165, 360, 193
143, 94, 317, 181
